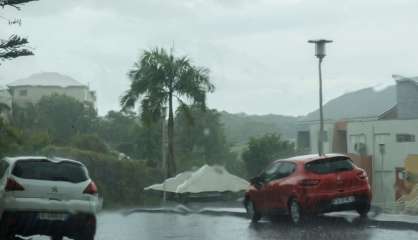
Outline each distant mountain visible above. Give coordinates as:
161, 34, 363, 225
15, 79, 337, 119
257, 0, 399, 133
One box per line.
302, 86, 396, 122
219, 111, 300, 145
219, 85, 398, 146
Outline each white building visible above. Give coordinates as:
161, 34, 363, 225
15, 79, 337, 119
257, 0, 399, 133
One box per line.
347, 119, 418, 209
297, 75, 418, 210
7, 72, 96, 108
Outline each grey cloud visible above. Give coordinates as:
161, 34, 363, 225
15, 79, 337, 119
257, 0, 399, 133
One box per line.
1, 0, 418, 116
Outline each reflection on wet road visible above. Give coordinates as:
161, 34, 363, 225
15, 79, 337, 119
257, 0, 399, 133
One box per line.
31, 211, 418, 240
99, 211, 418, 240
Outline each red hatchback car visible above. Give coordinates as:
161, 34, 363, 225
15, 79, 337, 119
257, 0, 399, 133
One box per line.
244, 154, 372, 224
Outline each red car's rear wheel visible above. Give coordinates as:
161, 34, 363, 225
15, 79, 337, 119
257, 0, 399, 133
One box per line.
289, 199, 304, 224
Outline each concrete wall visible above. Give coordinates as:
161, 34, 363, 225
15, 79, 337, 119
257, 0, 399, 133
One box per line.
10, 86, 95, 106
308, 122, 336, 154
397, 80, 418, 119
347, 119, 418, 209
0, 88, 12, 108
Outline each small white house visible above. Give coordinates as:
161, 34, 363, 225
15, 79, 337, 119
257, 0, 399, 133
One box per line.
7, 72, 96, 108
297, 75, 418, 211
348, 119, 418, 209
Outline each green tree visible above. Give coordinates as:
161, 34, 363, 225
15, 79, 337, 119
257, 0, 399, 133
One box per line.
175, 106, 233, 168
242, 133, 295, 177
0, 0, 37, 63
121, 48, 214, 177
70, 134, 108, 153
0, 118, 21, 157
96, 110, 161, 163
96, 110, 139, 147
35, 94, 97, 144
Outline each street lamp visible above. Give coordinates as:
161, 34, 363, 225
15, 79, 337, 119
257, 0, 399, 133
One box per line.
308, 39, 333, 156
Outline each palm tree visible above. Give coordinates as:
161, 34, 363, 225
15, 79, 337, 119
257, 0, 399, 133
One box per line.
121, 48, 214, 177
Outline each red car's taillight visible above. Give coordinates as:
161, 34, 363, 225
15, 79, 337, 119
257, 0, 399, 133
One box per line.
357, 171, 368, 180
5, 178, 24, 191
299, 179, 320, 187
83, 181, 98, 195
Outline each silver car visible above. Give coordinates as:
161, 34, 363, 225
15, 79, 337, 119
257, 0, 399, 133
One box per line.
0, 156, 100, 240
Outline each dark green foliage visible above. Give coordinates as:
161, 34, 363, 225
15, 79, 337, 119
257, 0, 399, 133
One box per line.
120, 47, 214, 176
9, 95, 97, 152
0, 119, 21, 157
34, 94, 97, 144
175, 106, 236, 170
96, 110, 161, 163
40, 145, 163, 208
96, 110, 138, 145
23, 130, 51, 152
0, 0, 37, 63
0, 35, 32, 62
242, 133, 295, 177
70, 134, 108, 154
219, 111, 299, 146
0, 0, 38, 9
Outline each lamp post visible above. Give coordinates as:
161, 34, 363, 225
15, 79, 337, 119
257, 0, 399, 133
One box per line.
308, 39, 332, 156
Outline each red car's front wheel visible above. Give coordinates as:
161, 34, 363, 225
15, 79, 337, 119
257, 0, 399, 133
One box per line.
245, 200, 261, 223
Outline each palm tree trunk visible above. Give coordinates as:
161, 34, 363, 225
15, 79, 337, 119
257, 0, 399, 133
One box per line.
167, 92, 176, 177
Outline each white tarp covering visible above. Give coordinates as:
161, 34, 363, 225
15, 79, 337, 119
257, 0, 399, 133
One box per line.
145, 164, 249, 193
144, 171, 193, 192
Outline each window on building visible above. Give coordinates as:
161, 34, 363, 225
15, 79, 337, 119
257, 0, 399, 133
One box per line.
396, 134, 416, 143
350, 134, 367, 155
297, 131, 310, 149
323, 131, 328, 142
19, 89, 27, 96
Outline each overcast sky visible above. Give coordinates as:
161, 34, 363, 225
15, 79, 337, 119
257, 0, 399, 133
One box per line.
1, 0, 418, 116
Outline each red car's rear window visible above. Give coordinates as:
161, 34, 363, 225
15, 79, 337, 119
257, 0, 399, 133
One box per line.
305, 157, 353, 174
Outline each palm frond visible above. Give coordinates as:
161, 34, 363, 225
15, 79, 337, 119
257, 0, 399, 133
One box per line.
175, 98, 194, 125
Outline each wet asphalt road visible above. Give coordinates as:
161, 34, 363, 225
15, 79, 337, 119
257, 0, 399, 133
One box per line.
30, 211, 418, 240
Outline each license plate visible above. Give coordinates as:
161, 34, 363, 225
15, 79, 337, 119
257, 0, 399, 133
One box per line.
38, 212, 68, 221
332, 196, 355, 205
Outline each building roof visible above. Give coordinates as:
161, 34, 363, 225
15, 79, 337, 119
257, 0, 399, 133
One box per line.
300, 85, 396, 123
8, 72, 85, 88
393, 74, 418, 83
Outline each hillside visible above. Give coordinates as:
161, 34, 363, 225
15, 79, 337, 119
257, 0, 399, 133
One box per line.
219, 85, 397, 147
219, 111, 300, 145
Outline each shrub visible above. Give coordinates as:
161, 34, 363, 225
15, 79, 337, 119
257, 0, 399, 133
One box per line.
40, 145, 163, 208
70, 134, 109, 154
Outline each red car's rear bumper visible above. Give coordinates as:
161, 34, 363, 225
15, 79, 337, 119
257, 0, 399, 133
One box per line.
299, 186, 372, 214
